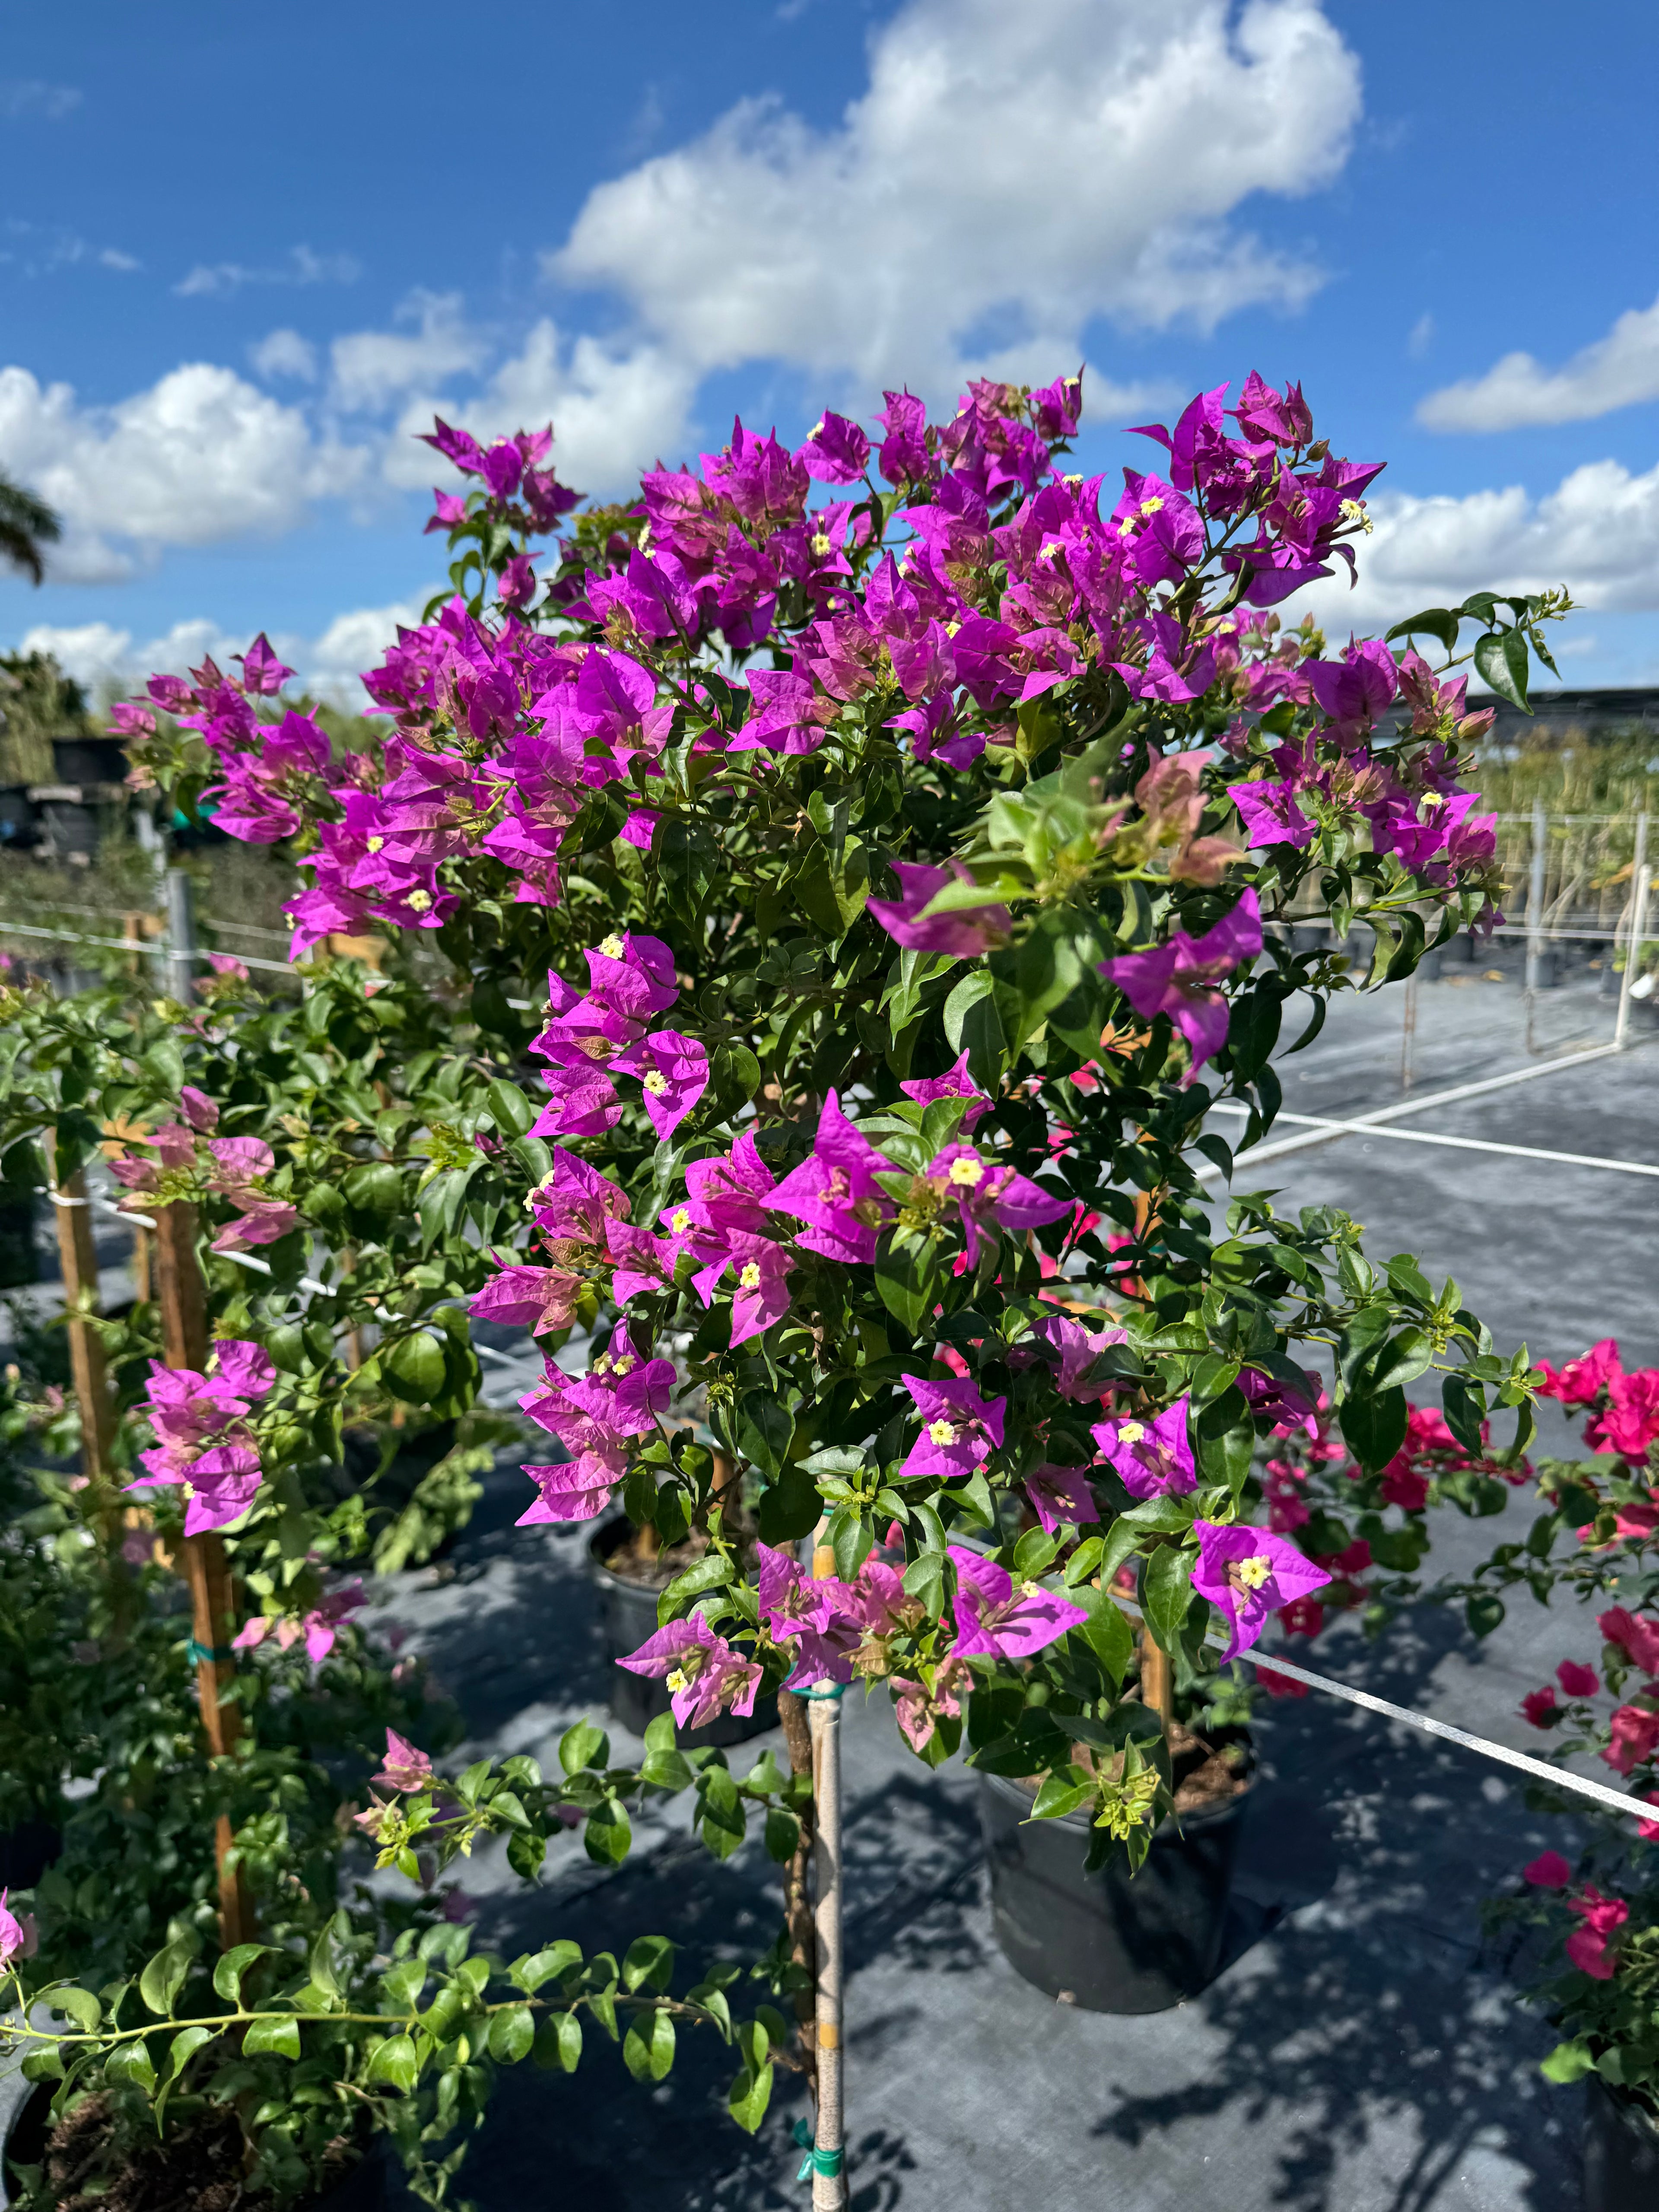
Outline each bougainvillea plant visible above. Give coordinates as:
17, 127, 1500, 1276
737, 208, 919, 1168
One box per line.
108, 369, 1560, 1866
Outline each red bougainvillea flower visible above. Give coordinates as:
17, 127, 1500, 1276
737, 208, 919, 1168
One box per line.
1535, 1339, 1622, 1405
618, 1615, 762, 1732
1557, 1659, 1600, 1697
1599, 1608, 1659, 1674
1566, 1885, 1628, 1979
1191, 1520, 1332, 1662
1603, 1703, 1659, 1775
1523, 1851, 1573, 1889
1520, 1687, 1558, 1728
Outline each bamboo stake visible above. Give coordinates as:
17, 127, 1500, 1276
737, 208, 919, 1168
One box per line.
1615, 813, 1650, 1049
805, 1527, 847, 2210
48, 1170, 119, 1530
775, 1688, 818, 2093
153, 1198, 256, 1949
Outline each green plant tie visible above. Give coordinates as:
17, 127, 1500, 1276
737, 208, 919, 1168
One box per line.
186, 1638, 235, 1665
798, 1682, 845, 1701
792, 2119, 844, 2181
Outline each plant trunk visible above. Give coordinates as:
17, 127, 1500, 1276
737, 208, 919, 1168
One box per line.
776, 1688, 817, 2095
153, 1199, 256, 1950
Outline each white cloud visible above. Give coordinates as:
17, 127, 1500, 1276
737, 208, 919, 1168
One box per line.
15, 593, 435, 709
1418, 295, 1659, 432
328, 291, 485, 413
249, 329, 318, 382
1407, 312, 1433, 360
0, 362, 360, 581
0, 80, 80, 122
1289, 458, 1659, 636
550, 0, 1361, 399
174, 245, 359, 299
99, 248, 140, 273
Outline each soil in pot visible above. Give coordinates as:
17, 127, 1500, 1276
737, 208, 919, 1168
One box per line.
589, 1516, 778, 1749
980, 1721, 1255, 2015
4, 2087, 384, 2212
1585, 2075, 1659, 2212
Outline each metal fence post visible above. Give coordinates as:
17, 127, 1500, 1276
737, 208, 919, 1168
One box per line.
1524, 799, 1548, 1051
1616, 814, 1650, 1050
166, 866, 197, 1004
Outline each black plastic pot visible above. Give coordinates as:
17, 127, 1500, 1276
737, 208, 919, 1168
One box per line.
979, 1768, 1252, 2013
38, 798, 100, 861
49, 736, 127, 788
0, 1195, 37, 1292
588, 1518, 777, 1748
2, 2085, 387, 2211
0, 1818, 60, 1889
1586, 2076, 1659, 2211
0, 787, 37, 849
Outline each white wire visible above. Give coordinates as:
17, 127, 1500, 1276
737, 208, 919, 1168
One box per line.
1206, 1101, 1659, 1180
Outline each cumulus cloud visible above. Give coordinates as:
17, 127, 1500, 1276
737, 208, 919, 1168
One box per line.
328, 291, 486, 413
0, 362, 361, 581
174, 245, 359, 299
16, 593, 434, 709
250, 329, 318, 381
550, 0, 1361, 398
1289, 458, 1659, 636
1418, 295, 1659, 432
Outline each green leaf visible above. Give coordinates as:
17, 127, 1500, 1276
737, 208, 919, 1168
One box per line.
622, 1936, 676, 1995
1142, 1545, 1194, 1652
534, 2012, 583, 2072
383, 1330, 448, 1404
942, 970, 995, 1052
161, 2025, 216, 2087
211, 1945, 271, 2006
728, 2059, 774, 2134
622, 2007, 677, 2083
52, 1986, 102, 2033
1078, 1587, 1135, 1683
138, 1938, 194, 2020
1472, 626, 1531, 713
366, 2033, 419, 2092
485, 1077, 535, 1138
710, 1042, 761, 1109
487, 2004, 536, 2064
735, 1388, 793, 1477
1030, 1772, 1094, 1821
105, 2040, 155, 2091
874, 1232, 933, 1335
657, 1551, 731, 1625
1465, 1590, 1506, 1638
756, 1462, 821, 1545
1369, 1328, 1434, 1393
1384, 607, 1461, 654
1340, 1387, 1408, 1474
1540, 2038, 1595, 2084
243, 2015, 301, 2061
763, 1806, 801, 1862
512, 1942, 582, 1995
559, 1720, 609, 1777
1442, 1372, 1487, 1457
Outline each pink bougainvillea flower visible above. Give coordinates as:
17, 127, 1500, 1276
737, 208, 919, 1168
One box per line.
1191, 1519, 1332, 1662
755, 1544, 862, 1687
1520, 1687, 1558, 1728
797, 409, 872, 484
517, 1456, 626, 1525
1535, 1339, 1623, 1406
1566, 1885, 1628, 1979
1012, 1312, 1128, 1404
1523, 1851, 1573, 1889
892, 1659, 966, 1754
1099, 890, 1262, 1080
899, 1049, 990, 1131
1603, 1703, 1659, 1775
925, 1142, 1070, 1266
0, 1888, 38, 1967
1024, 1462, 1100, 1532
618, 1614, 762, 1732
615, 1028, 709, 1140
528, 1063, 624, 1143
1585, 1369, 1659, 1459
946, 1546, 1088, 1661
1092, 1398, 1197, 1500
1232, 776, 1316, 851
722, 1230, 793, 1348
376, 1729, 434, 1793
468, 1261, 583, 1338
897, 1373, 1006, 1482
867, 861, 1011, 957
1599, 1608, 1659, 1675
180, 1085, 220, 1131
125, 1441, 262, 1537
1557, 1659, 1600, 1698
769, 1090, 893, 1264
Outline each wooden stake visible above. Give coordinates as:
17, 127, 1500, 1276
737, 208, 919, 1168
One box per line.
805, 1527, 847, 2210
775, 1688, 818, 2094
49, 1170, 119, 1531
153, 1198, 256, 1949
1139, 1624, 1175, 1736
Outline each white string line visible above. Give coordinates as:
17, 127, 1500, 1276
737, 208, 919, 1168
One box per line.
1205, 1101, 1659, 1181
0, 917, 297, 975
1108, 1595, 1652, 1827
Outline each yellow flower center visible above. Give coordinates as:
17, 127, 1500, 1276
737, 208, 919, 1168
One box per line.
739, 1262, 762, 1290
928, 1420, 958, 1446
1235, 1554, 1273, 1591
1139, 496, 1164, 516
670, 1207, 692, 1233
947, 1157, 986, 1188
612, 1355, 636, 1376
643, 1069, 669, 1095
406, 889, 432, 912
1118, 1420, 1145, 1445
665, 1667, 688, 1693
365, 835, 385, 852
810, 533, 832, 558
598, 933, 625, 959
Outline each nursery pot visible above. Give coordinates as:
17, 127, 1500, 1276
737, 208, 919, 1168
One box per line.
37, 798, 101, 862
48, 736, 128, 788
0, 1817, 60, 1889
979, 1766, 1253, 2014
1585, 2075, 1659, 2212
588, 1517, 778, 1749
1, 2084, 388, 2212
0, 787, 37, 849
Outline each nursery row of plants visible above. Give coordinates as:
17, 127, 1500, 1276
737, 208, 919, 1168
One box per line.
2, 370, 1658, 2209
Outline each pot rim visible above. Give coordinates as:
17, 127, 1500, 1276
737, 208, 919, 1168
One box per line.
1588, 2070, 1659, 2140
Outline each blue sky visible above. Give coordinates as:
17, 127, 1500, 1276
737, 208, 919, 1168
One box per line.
4, 0, 1658, 700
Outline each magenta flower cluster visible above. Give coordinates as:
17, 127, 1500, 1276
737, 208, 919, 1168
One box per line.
125, 1337, 276, 1536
